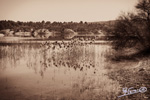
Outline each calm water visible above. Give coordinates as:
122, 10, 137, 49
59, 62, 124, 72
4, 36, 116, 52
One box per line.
0, 41, 120, 100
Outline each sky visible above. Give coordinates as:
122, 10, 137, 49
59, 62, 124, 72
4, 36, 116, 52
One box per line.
0, 0, 138, 22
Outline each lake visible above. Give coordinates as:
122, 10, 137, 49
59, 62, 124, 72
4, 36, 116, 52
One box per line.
0, 40, 120, 100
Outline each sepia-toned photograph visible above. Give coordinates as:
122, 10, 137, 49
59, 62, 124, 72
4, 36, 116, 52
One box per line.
0, 0, 150, 100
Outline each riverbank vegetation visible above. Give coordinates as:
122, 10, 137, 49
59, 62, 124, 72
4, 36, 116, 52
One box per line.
106, 1, 150, 99
110, 0, 150, 59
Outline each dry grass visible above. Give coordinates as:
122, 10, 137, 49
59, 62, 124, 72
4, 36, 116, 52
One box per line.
106, 58, 150, 100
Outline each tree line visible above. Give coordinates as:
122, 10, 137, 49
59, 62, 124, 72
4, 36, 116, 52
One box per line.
0, 20, 112, 35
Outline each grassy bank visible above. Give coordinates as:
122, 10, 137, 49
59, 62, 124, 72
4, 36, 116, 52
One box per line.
106, 57, 150, 100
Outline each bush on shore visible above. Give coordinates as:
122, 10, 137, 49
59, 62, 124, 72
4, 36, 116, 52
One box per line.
111, 0, 150, 57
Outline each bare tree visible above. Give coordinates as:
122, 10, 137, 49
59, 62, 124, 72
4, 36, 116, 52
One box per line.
112, 0, 150, 51
136, 0, 150, 23
136, 0, 150, 47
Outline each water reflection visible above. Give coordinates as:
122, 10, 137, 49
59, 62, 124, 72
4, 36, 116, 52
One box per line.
0, 40, 120, 100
